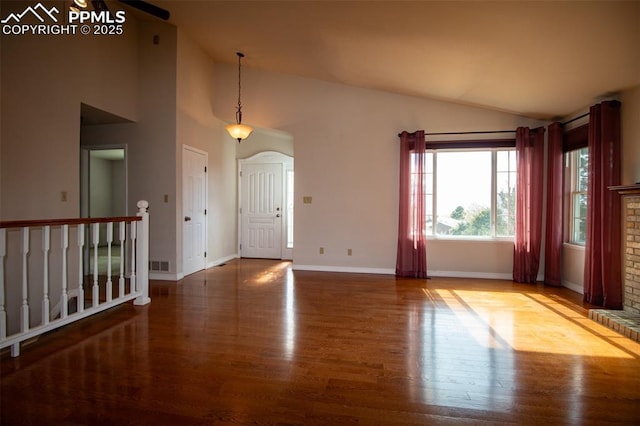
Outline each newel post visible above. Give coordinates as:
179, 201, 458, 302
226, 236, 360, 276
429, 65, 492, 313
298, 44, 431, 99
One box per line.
134, 200, 151, 306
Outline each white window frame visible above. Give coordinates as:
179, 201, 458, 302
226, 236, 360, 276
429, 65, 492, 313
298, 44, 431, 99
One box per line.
425, 148, 517, 240
565, 147, 588, 245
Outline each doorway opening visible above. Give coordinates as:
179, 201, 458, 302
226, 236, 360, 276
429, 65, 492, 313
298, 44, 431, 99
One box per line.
80, 147, 127, 276
238, 151, 294, 260
79, 103, 131, 277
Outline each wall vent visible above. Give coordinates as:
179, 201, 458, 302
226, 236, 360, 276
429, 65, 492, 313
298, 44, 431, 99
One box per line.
149, 260, 170, 272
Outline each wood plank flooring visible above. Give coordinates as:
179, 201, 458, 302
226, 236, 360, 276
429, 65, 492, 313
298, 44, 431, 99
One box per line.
2, 259, 640, 424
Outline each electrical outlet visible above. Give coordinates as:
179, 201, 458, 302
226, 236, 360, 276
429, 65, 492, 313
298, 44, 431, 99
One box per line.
303, 196, 313, 204
319, 247, 324, 255
61, 191, 67, 202
164, 194, 169, 203
347, 248, 352, 256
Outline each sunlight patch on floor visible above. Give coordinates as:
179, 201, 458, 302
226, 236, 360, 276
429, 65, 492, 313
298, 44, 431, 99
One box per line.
252, 261, 290, 285
434, 289, 640, 358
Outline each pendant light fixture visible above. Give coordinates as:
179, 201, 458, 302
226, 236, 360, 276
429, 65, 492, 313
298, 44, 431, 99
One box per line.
225, 52, 254, 143
69, 0, 88, 12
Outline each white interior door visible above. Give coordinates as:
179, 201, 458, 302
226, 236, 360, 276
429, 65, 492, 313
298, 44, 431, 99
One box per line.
241, 163, 283, 259
183, 146, 207, 275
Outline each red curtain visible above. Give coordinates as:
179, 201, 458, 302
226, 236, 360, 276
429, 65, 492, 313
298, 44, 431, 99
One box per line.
513, 127, 545, 283
543, 122, 564, 286
584, 101, 622, 308
396, 130, 428, 278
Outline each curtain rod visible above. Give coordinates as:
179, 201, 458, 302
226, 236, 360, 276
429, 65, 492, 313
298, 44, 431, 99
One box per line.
561, 112, 589, 126
426, 130, 515, 136
398, 130, 515, 137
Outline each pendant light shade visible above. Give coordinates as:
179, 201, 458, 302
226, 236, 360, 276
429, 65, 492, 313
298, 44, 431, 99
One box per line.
70, 0, 88, 12
225, 123, 253, 141
226, 52, 253, 143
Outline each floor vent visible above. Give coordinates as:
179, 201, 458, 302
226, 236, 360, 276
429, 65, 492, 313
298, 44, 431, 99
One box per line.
149, 261, 170, 272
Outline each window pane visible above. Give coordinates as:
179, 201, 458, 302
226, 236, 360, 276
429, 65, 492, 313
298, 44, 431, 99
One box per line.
425, 193, 433, 234
423, 153, 433, 235
572, 192, 587, 244
286, 170, 294, 248
497, 150, 516, 172
496, 150, 516, 236
577, 147, 589, 192
436, 151, 491, 236
566, 148, 588, 244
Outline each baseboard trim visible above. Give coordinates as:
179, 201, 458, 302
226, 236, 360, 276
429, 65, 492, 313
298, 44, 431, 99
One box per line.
562, 280, 583, 294
148, 254, 239, 282
427, 270, 513, 280
292, 265, 519, 280
292, 264, 395, 275
149, 272, 181, 281
207, 253, 239, 269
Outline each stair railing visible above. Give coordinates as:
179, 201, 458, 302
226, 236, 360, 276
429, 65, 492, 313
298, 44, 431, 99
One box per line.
0, 200, 150, 357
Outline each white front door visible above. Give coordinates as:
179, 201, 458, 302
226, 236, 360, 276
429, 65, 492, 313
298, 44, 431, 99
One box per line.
241, 163, 283, 259
183, 146, 207, 275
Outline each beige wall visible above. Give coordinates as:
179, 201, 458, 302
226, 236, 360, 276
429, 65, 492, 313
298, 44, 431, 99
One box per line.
176, 30, 237, 270
81, 21, 179, 277
130, 21, 178, 274
213, 65, 544, 275
622, 86, 640, 185
236, 127, 294, 160
0, 1, 138, 220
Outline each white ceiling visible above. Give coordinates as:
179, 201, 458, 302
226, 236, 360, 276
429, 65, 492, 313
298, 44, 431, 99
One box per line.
156, 1, 639, 120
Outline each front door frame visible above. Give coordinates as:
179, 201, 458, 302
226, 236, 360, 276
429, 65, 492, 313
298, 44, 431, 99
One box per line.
238, 151, 294, 260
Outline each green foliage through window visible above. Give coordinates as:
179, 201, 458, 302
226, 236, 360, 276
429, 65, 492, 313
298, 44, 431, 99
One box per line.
569, 147, 588, 245
417, 149, 517, 238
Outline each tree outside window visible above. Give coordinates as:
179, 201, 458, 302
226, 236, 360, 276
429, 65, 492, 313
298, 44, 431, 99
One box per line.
422, 149, 517, 238
568, 147, 588, 244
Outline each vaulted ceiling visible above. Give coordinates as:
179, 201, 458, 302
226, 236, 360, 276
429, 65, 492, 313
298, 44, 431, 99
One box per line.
156, 1, 639, 120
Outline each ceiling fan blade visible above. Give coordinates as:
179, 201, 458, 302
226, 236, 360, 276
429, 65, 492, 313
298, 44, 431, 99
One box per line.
117, 0, 170, 20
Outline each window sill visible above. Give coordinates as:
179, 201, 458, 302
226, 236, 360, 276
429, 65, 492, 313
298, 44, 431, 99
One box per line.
427, 236, 514, 243
563, 242, 586, 250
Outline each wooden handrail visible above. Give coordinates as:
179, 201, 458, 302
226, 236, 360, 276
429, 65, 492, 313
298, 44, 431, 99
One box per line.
1, 200, 150, 357
0, 216, 141, 229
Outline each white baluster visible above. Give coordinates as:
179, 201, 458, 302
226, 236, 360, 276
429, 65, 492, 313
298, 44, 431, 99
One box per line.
21, 227, 29, 333
92, 223, 99, 308
61, 225, 68, 319
130, 221, 137, 294
105, 222, 113, 302
77, 224, 85, 313
42, 225, 50, 325
119, 221, 125, 297
134, 200, 151, 305
0, 228, 6, 339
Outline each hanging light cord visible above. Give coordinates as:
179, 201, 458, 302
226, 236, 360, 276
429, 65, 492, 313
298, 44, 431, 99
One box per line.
236, 52, 245, 125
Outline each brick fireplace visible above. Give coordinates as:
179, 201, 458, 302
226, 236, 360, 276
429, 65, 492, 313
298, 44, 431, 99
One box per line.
589, 184, 640, 342
621, 186, 640, 314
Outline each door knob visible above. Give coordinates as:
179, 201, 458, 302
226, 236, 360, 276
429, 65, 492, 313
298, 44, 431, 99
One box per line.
276, 214, 281, 218
185, 216, 191, 222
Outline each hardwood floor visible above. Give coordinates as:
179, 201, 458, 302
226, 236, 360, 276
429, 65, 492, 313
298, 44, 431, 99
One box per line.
2, 259, 639, 424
